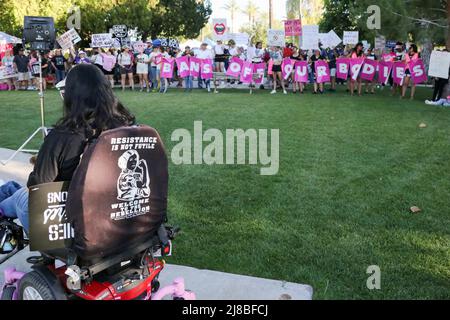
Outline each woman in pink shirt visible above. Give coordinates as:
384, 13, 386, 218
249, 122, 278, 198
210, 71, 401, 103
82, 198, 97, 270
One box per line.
402, 44, 420, 100
348, 43, 365, 96
101, 48, 117, 88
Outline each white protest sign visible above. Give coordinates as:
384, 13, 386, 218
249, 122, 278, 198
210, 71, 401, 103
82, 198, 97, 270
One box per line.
57, 28, 81, 50
301, 25, 319, 50
212, 19, 228, 41
362, 40, 370, 50
375, 36, 386, 50
326, 30, 342, 48
318, 33, 329, 48
429, 50, 450, 79
0, 66, 17, 80
228, 33, 250, 46
343, 31, 359, 45
267, 29, 285, 47
91, 33, 113, 48
132, 41, 147, 53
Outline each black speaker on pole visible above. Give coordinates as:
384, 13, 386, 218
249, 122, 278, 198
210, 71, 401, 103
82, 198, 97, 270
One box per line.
23, 16, 56, 51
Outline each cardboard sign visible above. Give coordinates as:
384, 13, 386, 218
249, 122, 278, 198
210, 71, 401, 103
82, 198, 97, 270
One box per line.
375, 36, 386, 50
285, 19, 302, 37
409, 59, 427, 84
294, 61, 308, 83
28, 182, 74, 251
325, 30, 342, 48
212, 19, 228, 41
267, 29, 286, 47
113, 25, 128, 38
429, 50, 450, 79
343, 31, 359, 45
0, 65, 17, 80
91, 33, 113, 48
301, 25, 319, 50
227, 33, 250, 46
57, 28, 81, 50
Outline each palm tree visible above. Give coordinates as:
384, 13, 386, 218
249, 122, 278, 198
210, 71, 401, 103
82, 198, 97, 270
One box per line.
222, 0, 240, 33
286, 0, 301, 19
242, 1, 259, 25
268, 0, 273, 28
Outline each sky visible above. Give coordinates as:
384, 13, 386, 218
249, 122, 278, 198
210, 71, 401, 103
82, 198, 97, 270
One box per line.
210, 0, 288, 31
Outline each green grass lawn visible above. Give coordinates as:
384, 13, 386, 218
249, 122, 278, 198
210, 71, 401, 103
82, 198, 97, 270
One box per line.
0, 86, 449, 299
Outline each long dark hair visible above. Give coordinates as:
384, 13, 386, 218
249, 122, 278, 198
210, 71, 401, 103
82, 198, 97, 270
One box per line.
56, 64, 135, 137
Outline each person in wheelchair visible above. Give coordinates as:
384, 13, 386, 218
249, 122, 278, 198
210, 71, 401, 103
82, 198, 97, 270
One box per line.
0, 64, 136, 232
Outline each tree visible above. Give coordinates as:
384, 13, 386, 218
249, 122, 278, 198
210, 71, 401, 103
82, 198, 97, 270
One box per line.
300, 0, 324, 25
223, 0, 240, 33
286, 0, 300, 19
319, 0, 356, 36
269, 0, 273, 28
242, 1, 259, 25
0, 0, 17, 35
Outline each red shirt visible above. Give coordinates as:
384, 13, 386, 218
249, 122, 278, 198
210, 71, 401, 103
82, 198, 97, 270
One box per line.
283, 47, 294, 58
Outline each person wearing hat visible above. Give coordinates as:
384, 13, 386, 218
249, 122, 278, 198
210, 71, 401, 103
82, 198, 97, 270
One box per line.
13, 48, 30, 90
72, 49, 91, 65
118, 45, 135, 91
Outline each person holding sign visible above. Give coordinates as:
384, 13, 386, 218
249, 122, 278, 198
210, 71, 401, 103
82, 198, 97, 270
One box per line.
269, 46, 287, 95
349, 43, 365, 96
310, 49, 326, 94
290, 46, 304, 94
136, 50, 151, 92
401, 44, 420, 100
0, 64, 136, 232
1, 49, 16, 91
118, 46, 135, 91
101, 49, 117, 88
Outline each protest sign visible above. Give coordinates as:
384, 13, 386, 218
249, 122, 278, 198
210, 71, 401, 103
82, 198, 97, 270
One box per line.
301, 25, 319, 50
267, 29, 286, 47
343, 31, 359, 45
350, 58, 365, 80
315, 60, 331, 83
201, 59, 214, 79
336, 58, 350, 80
285, 19, 302, 37
226, 57, 244, 78
112, 25, 128, 38
161, 58, 175, 78
362, 40, 370, 50
176, 56, 191, 78
386, 40, 396, 49
378, 61, 393, 84
428, 50, 450, 79
91, 33, 113, 48
227, 33, 250, 46
253, 63, 266, 85
57, 28, 81, 50
326, 30, 342, 48
294, 61, 308, 83
212, 19, 228, 41
409, 59, 427, 84
189, 57, 201, 77
282, 58, 294, 80
360, 59, 378, 81
0, 66, 17, 80
392, 61, 406, 85
132, 41, 147, 53
240, 61, 254, 84
375, 36, 386, 50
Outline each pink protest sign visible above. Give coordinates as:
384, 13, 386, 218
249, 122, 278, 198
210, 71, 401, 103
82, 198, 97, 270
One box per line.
360, 59, 378, 81
253, 63, 266, 84
201, 59, 214, 79
336, 58, 349, 80
350, 58, 365, 80
268, 59, 274, 75
160, 58, 174, 78
409, 59, 427, 84
282, 58, 294, 80
392, 61, 406, 85
189, 57, 201, 77
294, 61, 308, 83
378, 60, 393, 84
284, 19, 302, 37
239, 61, 254, 84
315, 60, 330, 83
176, 56, 191, 78
226, 57, 244, 78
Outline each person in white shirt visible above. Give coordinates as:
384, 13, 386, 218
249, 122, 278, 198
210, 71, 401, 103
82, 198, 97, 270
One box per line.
117, 46, 135, 91
195, 43, 213, 91
213, 40, 226, 72
136, 51, 150, 92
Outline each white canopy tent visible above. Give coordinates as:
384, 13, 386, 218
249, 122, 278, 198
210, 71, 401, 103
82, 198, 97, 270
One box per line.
0, 31, 22, 45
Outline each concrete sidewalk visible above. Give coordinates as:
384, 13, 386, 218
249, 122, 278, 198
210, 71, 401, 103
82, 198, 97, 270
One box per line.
0, 147, 313, 300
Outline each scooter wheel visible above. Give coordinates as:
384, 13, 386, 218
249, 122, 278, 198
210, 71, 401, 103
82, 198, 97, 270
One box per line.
1, 286, 16, 300
18, 271, 56, 300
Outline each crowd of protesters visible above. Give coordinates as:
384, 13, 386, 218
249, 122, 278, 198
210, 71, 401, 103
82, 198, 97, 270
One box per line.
0, 39, 449, 104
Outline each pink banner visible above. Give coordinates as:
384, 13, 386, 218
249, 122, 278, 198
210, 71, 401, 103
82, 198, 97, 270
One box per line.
253, 63, 266, 85
315, 60, 330, 83
160, 58, 174, 78
350, 58, 365, 80
285, 19, 302, 37
226, 57, 243, 78
360, 59, 378, 81
240, 61, 254, 84
409, 59, 427, 84
176, 56, 191, 78
392, 61, 406, 85
189, 57, 201, 77
201, 59, 214, 79
294, 61, 308, 83
154, 54, 162, 66
268, 59, 274, 75
336, 58, 349, 80
378, 61, 393, 84
282, 58, 295, 80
